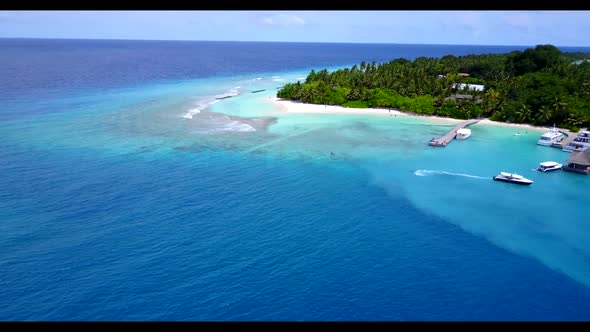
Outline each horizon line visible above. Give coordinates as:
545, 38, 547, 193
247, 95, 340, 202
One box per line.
1, 37, 589, 49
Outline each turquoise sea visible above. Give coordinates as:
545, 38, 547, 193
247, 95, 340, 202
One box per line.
1, 39, 589, 321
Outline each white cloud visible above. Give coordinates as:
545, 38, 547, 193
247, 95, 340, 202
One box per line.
261, 14, 305, 27
440, 12, 482, 36
457, 12, 482, 30
0, 11, 15, 22
504, 13, 532, 30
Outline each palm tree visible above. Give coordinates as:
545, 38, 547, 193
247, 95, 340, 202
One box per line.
580, 82, 589, 98
552, 96, 570, 123
346, 88, 362, 100
567, 111, 586, 129
300, 84, 315, 103
309, 85, 320, 103
536, 105, 554, 125
482, 88, 500, 115
552, 96, 569, 114
515, 104, 532, 123
553, 61, 572, 77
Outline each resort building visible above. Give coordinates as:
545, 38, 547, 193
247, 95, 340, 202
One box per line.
452, 83, 485, 92
445, 94, 482, 103
564, 150, 590, 175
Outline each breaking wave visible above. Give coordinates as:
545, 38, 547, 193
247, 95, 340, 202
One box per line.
182, 107, 205, 119
182, 86, 241, 119
219, 121, 256, 132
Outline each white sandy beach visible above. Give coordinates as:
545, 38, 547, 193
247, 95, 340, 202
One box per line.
266, 96, 549, 133
477, 119, 548, 133
267, 96, 411, 117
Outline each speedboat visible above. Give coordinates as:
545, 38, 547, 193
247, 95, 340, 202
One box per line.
562, 130, 590, 152
537, 125, 564, 146
537, 161, 563, 172
493, 172, 533, 185
456, 128, 471, 140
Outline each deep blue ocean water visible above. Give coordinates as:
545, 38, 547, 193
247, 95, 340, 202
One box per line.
1, 39, 590, 321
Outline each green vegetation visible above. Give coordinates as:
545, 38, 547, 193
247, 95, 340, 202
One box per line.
277, 45, 590, 129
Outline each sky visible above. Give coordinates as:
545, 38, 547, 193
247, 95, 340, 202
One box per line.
1, 11, 590, 46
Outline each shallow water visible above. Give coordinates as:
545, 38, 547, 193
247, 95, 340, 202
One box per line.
1, 39, 590, 321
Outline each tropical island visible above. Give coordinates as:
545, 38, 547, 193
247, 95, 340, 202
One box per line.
277, 45, 590, 131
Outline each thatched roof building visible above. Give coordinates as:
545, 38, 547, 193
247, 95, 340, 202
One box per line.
564, 150, 590, 175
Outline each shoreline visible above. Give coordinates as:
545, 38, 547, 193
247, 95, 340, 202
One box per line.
265, 97, 548, 133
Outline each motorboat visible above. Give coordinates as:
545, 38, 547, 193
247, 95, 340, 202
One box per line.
536, 161, 563, 172
456, 128, 472, 140
537, 125, 564, 146
562, 130, 590, 152
493, 172, 533, 185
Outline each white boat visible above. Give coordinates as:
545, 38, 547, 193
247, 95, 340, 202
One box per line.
562, 130, 590, 152
493, 172, 533, 185
537, 161, 563, 172
456, 128, 471, 140
537, 126, 564, 146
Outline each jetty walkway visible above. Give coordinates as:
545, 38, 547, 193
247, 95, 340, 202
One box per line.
428, 119, 480, 147
551, 128, 587, 149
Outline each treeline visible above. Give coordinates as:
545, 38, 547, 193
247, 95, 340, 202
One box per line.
277, 45, 590, 130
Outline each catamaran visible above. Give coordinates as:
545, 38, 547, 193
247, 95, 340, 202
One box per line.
536, 161, 563, 172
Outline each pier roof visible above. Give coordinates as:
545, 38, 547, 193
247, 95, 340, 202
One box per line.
566, 150, 590, 166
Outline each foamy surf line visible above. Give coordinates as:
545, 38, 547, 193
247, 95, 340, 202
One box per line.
214, 86, 241, 99
216, 121, 256, 133
182, 86, 241, 119
414, 169, 488, 179
182, 107, 204, 119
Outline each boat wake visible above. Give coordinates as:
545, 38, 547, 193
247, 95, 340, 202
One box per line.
414, 169, 488, 179
245, 127, 318, 153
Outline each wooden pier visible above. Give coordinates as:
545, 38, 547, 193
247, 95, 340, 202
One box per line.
428, 119, 480, 147
551, 128, 586, 149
